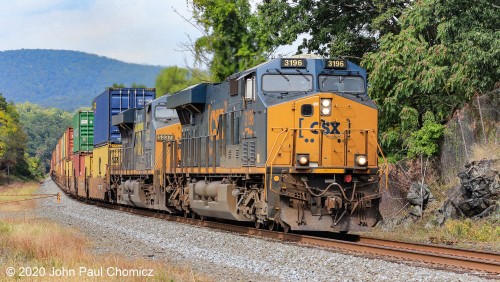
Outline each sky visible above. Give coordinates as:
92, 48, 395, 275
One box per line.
0, 1, 208, 67
0, 0, 297, 68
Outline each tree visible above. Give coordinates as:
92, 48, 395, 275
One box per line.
406, 112, 444, 159
362, 0, 500, 158
189, 0, 269, 80
16, 102, 72, 174
256, 0, 410, 63
155, 66, 210, 97
0, 94, 31, 177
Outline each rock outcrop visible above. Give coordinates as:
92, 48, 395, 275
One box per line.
437, 159, 499, 224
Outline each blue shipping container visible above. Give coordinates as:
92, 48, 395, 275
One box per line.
93, 88, 155, 147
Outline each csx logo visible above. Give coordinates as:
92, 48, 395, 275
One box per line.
298, 118, 341, 138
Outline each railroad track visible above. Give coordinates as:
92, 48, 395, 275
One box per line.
68, 191, 500, 278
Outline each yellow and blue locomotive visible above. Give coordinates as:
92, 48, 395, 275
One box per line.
108, 55, 381, 233
51, 56, 381, 233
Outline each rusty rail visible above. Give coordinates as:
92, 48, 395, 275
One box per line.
358, 236, 500, 264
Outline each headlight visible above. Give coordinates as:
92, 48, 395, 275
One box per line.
297, 154, 309, 166
320, 98, 332, 116
355, 154, 368, 166
321, 99, 331, 107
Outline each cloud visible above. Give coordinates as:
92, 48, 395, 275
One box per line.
0, 0, 201, 66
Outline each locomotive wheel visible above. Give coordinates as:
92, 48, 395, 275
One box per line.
267, 221, 276, 231
183, 211, 189, 218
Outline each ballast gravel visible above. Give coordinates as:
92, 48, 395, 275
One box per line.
35, 179, 490, 281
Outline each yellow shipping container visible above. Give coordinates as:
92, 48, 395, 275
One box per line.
89, 143, 120, 200
84, 154, 93, 177
91, 143, 121, 178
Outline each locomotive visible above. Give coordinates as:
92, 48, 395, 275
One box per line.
52, 55, 382, 233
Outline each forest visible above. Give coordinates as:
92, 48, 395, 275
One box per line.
0, 96, 72, 181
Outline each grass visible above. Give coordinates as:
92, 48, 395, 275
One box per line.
471, 142, 500, 172
0, 182, 40, 212
0, 219, 208, 281
0, 182, 212, 281
368, 216, 500, 252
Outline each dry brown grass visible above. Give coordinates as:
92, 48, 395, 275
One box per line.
0, 218, 210, 281
0, 182, 40, 212
471, 142, 500, 169
0, 183, 212, 281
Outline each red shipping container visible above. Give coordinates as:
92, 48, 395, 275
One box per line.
65, 128, 74, 160
56, 141, 61, 164
72, 153, 87, 177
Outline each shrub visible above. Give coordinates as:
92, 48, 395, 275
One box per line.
406, 112, 445, 158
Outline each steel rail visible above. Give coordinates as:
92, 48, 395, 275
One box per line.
358, 236, 500, 264
58, 185, 500, 277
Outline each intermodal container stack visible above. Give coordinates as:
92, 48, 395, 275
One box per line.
73, 111, 94, 152
72, 111, 94, 198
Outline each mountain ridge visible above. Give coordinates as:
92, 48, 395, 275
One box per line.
0, 49, 165, 111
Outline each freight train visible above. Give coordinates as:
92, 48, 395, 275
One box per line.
51, 55, 382, 233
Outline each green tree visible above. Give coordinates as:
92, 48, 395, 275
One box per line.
256, 0, 410, 63
155, 66, 210, 97
0, 94, 33, 178
190, 0, 268, 80
16, 102, 72, 174
362, 0, 499, 158
406, 112, 444, 158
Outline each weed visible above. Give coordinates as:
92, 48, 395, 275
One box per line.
471, 142, 500, 164
0, 182, 212, 281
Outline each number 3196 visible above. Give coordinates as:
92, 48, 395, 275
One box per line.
281, 58, 306, 68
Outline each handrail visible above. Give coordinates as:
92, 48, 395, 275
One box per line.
264, 128, 288, 166
369, 130, 388, 193
267, 129, 293, 195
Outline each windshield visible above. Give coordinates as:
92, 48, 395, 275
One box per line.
155, 106, 177, 120
319, 75, 365, 93
262, 74, 313, 92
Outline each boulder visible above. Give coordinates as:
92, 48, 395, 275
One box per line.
407, 182, 433, 206
437, 159, 499, 223
409, 205, 422, 217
